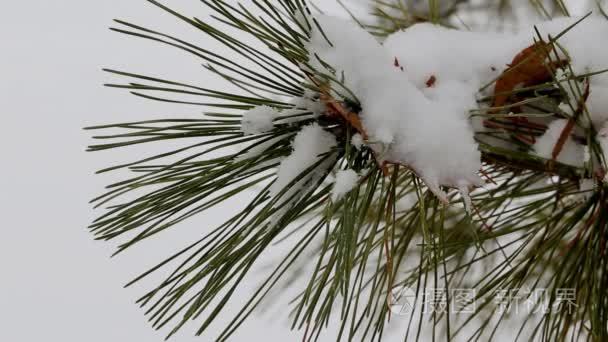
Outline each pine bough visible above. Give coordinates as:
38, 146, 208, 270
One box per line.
87, 1, 608, 341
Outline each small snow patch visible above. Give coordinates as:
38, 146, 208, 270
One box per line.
351, 133, 364, 149
331, 169, 360, 201
534, 119, 584, 167
241, 105, 280, 135
271, 124, 337, 198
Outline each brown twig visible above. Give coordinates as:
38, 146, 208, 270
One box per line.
492, 42, 567, 110
552, 80, 590, 161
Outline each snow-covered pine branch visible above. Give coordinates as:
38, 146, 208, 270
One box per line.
241, 14, 608, 207
91, 2, 608, 340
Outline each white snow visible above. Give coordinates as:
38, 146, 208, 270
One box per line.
271, 123, 337, 198
351, 133, 364, 149
241, 105, 281, 135
555, 69, 608, 128
288, 93, 325, 117
331, 169, 360, 201
537, 19, 608, 128
304, 15, 608, 203
584, 145, 591, 165
383, 24, 523, 91
587, 85, 608, 127
308, 15, 483, 202
533, 119, 584, 167
275, 91, 326, 125
383, 17, 608, 133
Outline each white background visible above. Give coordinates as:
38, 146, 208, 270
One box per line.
0, 1, 311, 341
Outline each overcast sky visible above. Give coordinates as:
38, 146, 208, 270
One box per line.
0, 1, 313, 341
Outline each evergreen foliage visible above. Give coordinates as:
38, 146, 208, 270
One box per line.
88, 1, 608, 340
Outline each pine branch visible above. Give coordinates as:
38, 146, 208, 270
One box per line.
87, 1, 608, 341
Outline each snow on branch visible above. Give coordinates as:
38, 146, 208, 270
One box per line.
295, 14, 608, 204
